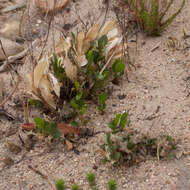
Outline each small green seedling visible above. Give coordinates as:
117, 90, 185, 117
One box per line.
112, 58, 126, 78
109, 112, 128, 133
71, 184, 80, 190
98, 35, 108, 51
56, 179, 66, 190
108, 179, 117, 190
55, 174, 117, 190
106, 132, 121, 162
51, 53, 66, 81
98, 92, 108, 113
87, 172, 96, 187
34, 117, 62, 138
70, 81, 87, 126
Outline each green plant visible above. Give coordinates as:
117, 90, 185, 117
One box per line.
109, 112, 128, 134
98, 92, 108, 113
56, 179, 66, 190
105, 132, 121, 162
101, 113, 177, 164
28, 21, 125, 129
87, 172, 97, 189
108, 179, 117, 190
128, 0, 186, 35
55, 174, 117, 190
29, 99, 43, 109
34, 117, 62, 138
112, 58, 126, 78
70, 81, 87, 126
71, 184, 80, 190
101, 112, 128, 163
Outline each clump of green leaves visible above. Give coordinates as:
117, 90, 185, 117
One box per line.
109, 112, 128, 134
101, 112, 177, 164
51, 34, 125, 123
51, 53, 67, 82
128, 0, 186, 35
112, 58, 126, 79
71, 184, 80, 190
108, 180, 117, 190
55, 173, 117, 190
70, 81, 87, 126
34, 117, 62, 138
87, 172, 97, 190
56, 179, 67, 190
29, 99, 43, 109
101, 112, 128, 163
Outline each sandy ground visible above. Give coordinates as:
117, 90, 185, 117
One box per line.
0, 0, 190, 189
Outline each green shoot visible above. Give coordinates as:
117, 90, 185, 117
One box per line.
112, 58, 126, 78
71, 184, 80, 190
34, 117, 62, 138
108, 179, 117, 190
56, 179, 67, 190
98, 92, 108, 113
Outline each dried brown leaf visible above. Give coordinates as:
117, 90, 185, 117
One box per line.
55, 37, 71, 57
34, 55, 49, 89
86, 23, 100, 41
76, 32, 85, 55
76, 55, 87, 67
34, 0, 70, 13
58, 123, 80, 135
22, 123, 36, 131
64, 58, 77, 82
65, 139, 73, 150
99, 20, 115, 37
48, 73, 61, 97
38, 75, 56, 109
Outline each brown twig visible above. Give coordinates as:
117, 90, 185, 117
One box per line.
38, 15, 53, 61
99, 0, 110, 32
28, 165, 56, 190
22, 96, 29, 123
0, 39, 39, 72
0, 77, 20, 107
28, 165, 48, 179
74, 4, 88, 32
0, 39, 8, 60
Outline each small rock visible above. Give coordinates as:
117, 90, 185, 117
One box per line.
0, 37, 24, 60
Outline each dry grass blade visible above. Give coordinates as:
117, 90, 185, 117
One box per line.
0, 77, 20, 107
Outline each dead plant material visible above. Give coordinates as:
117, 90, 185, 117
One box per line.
58, 123, 80, 136
0, 39, 39, 73
0, 77, 20, 107
35, 0, 70, 14
22, 123, 36, 131
26, 20, 123, 109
